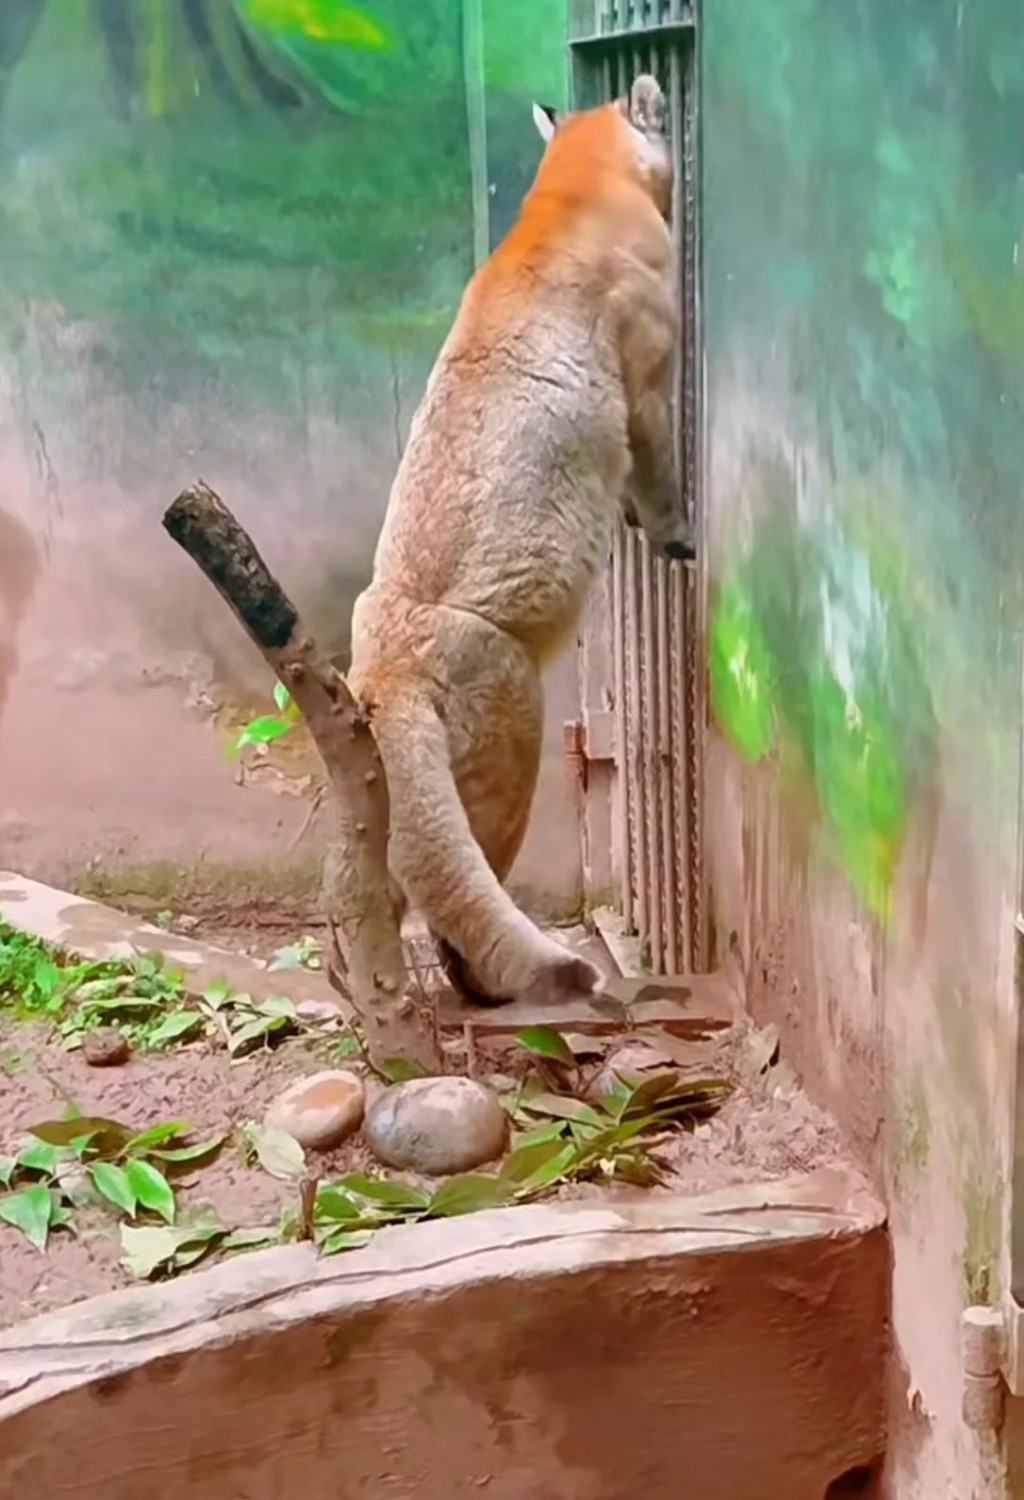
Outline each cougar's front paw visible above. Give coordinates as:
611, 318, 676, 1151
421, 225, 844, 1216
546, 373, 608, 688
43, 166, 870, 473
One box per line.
658, 520, 696, 563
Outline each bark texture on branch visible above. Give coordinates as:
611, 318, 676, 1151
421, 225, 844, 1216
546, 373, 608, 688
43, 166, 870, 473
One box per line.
163, 480, 440, 1073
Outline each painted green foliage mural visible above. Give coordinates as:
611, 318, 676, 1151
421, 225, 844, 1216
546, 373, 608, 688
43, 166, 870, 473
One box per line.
0, 0, 567, 416
705, 0, 1024, 921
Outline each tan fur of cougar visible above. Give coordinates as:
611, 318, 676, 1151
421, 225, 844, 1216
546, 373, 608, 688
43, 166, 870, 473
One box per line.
347, 75, 691, 1006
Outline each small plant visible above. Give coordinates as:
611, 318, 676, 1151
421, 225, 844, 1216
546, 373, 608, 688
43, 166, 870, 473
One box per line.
58, 951, 193, 1050
199, 981, 321, 1057
0, 923, 183, 1025
268, 934, 322, 972
0, 1115, 224, 1251
0, 921, 348, 1059
229, 682, 302, 757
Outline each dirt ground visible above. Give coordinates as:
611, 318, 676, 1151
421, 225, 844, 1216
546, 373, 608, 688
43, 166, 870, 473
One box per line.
0, 920, 849, 1331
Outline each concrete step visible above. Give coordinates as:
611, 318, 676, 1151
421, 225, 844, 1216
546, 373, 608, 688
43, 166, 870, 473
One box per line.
0, 1168, 888, 1500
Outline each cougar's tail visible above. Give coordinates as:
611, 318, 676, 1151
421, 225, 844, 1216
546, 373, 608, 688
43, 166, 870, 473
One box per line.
370, 689, 602, 1007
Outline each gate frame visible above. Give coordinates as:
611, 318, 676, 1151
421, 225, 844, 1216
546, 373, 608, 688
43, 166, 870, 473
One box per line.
568, 0, 709, 976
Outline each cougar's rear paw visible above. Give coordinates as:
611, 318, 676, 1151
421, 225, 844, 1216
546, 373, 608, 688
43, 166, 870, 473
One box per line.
523, 953, 605, 1007
434, 935, 513, 1008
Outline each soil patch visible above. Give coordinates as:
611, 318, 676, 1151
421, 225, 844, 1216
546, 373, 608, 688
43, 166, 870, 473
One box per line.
0, 910, 850, 1331
0, 1018, 847, 1329
0, 1021, 375, 1328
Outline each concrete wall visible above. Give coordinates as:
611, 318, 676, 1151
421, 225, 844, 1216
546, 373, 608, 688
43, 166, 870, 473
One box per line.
0, 0, 582, 924
701, 0, 1024, 1493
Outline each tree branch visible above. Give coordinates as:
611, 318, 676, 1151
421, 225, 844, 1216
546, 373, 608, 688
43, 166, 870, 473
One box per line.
163, 480, 440, 1073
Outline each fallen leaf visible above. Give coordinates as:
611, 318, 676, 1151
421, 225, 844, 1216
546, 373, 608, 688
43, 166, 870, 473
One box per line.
0, 1184, 55, 1251
126, 1160, 176, 1223
515, 1027, 575, 1066
89, 1161, 138, 1217
119, 1223, 223, 1279
251, 1125, 306, 1181
427, 1173, 513, 1218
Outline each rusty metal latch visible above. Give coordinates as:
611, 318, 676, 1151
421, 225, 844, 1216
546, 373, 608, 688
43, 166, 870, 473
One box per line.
563, 711, 616, 792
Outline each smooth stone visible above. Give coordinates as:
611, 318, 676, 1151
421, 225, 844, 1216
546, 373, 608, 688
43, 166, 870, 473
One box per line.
365, 1076, 509, 1176
265, 1069, 366, 1151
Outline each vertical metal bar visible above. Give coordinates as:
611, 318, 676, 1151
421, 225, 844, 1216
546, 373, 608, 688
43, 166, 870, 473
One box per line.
656, 556, 679, 973
640, 535, 666, 971
682, 20, 705, 970
625, 526, 649, 944
611, 524, 633, 930
462, 0, 489, 269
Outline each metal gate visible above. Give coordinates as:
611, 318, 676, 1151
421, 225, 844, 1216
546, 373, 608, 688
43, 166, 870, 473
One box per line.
569, 0, 706, 975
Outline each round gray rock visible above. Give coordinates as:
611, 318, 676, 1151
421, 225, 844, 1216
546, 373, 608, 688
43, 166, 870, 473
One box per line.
265, 1069, 366, 1152
365, 1077, 508, 1175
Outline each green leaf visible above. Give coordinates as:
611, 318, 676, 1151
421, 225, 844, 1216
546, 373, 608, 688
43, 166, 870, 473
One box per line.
89, 1162, 139, 1216
123, 1121, 192, 1154
257, 995, 297, 1019
202, 981, 234, 1009
251, 1125, 306, 1181
377, 1057, 428, 1083
518, 1094, 604, 1128
515, 1144, 576, 1194
67, 1132, 101, 1158
16, 1138, 62, 1176
125, 1160, 176, 1223
500, 1136, 574, 1188
220, 1225, 282, 1253
320, 1228, 373, 1255
273, 680, 293, 713
148, 1135, 225, 1166
313, 1187, 362, 1223
620, 1074, 732, 1121
120, 1223, 222, 1279
267, 943, 310, 972
146, 1010, 204, 1047
228, 1013, 291, 1055
233, 715, 295, 752
0, 1156, 15, 1188
615, 1072, 684, 1119
427, 1173, 513, 1219
515, 1026, 575, 1066
511, 1121, 570, 1149
0, 1184, 56, 1250
335, 1174, 430, 1211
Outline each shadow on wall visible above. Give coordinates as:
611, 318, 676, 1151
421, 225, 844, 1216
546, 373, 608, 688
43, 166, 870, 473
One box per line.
0, 0, 582, 919
0, 507, 39, 727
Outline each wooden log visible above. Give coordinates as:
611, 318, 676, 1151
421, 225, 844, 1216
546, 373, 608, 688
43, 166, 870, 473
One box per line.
163, 480, 440, 1073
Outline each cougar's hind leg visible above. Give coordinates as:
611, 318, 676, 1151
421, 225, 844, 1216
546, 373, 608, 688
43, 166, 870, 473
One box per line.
369, 657, 602, 1008
430, 653, 545, 1004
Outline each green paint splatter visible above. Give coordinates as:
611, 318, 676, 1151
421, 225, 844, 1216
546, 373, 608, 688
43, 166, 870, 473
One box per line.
710, 572, 777, 762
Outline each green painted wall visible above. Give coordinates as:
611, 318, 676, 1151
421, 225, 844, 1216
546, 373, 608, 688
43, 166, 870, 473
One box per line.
702, 4, 1024, 1489
0, 0, 567, 592
705, 0, 1024, 925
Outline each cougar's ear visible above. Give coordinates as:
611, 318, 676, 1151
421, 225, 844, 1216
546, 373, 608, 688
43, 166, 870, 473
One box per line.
629, 73, 666, 136
532, 102, 560, 144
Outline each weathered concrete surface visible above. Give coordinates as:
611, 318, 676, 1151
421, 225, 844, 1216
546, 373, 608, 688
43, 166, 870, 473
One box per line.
0, 873, 743, 1036
0, 533, 585, 925
0, 1171, 888, 1500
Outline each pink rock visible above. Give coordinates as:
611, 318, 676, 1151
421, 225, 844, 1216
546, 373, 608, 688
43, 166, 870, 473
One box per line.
265, 1070, 365, 1152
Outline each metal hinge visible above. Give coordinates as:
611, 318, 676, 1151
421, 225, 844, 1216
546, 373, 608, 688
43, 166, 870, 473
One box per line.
563, 710, 616, 791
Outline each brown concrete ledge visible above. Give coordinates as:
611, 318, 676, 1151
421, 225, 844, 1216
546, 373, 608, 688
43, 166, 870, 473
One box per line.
0, 1169, 888, 1500
0, 872, 743, 1035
